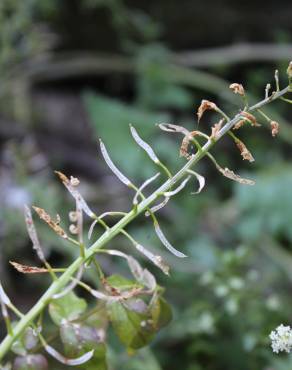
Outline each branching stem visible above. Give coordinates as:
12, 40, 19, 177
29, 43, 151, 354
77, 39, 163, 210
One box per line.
0, 85, 289, 361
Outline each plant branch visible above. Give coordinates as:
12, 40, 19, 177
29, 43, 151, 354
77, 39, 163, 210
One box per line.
0, 85, 289, 361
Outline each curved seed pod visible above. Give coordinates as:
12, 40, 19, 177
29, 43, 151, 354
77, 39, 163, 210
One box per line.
130, 125, 160, 164
133, 173, 160, 205
154, 222, 187, 258
207, 154, 255, 185
55, 172, 95, 219
52, 265, 84, 299
0, 282, 10, 327
45, 345, 94, 366
88, 219, 99, 240
0, 282, 11, 305
99, 139, 132, 186
145, 197, 170, 216
24, 205, 46, 262
186, 170, 206, 194
164, 176, 191, 197
135, 243, 170, 275
158, 123, 190, 135
218, 166, 255, 185
145, 176, 190, 217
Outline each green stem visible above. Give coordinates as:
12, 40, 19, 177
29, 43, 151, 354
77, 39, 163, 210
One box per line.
0, 85, 289, 361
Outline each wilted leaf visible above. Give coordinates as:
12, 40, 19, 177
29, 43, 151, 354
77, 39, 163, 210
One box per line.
49, 292, 87, 325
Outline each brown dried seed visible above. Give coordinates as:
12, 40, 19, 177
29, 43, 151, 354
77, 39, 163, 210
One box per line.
197, 100, 218, 121
235, 140, 255, 162
229, 83, 245, 96
270, 121, 279, 137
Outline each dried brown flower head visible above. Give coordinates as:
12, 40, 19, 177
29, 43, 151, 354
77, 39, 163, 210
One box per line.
180, 131, 198, 159
233, 119, 246, 130
197, 100, 218, 121
270, 121, 279, 137
229, 83, 245, 96
210, 119, 224, 140
240, 111, 260, 127
235, 139, 255, 162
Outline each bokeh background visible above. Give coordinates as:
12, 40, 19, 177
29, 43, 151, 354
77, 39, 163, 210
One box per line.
1, 1, 292, 369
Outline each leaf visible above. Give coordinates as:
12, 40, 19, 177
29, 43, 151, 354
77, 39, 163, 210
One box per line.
60, 322, 105, 352
13, 354, 48, 370
106, 275, 140, 291
11, 327, 38, 356
82, 344, 107, 370
49, 292, 87, 325
150, 296, 172, 330
107, 301, 155, 349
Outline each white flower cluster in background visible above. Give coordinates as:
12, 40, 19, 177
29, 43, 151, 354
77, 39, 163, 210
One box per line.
270, 324, 292, 353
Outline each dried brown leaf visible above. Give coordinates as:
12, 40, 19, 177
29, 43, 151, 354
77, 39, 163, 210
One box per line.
10, 261, 48, 274
33, 206, 68, 239
217, 166, 255, 185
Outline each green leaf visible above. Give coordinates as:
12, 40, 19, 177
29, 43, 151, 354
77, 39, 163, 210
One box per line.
106, 274, 141, 291
150, 296, 172, 330
83, 343, 107, 370
49, 292, 87, 325
11, 327, 38, 355
107, 301, 155, 350
60, 322, 105, 351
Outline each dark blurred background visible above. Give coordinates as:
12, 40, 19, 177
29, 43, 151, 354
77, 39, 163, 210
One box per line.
1, 1, 292, 369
